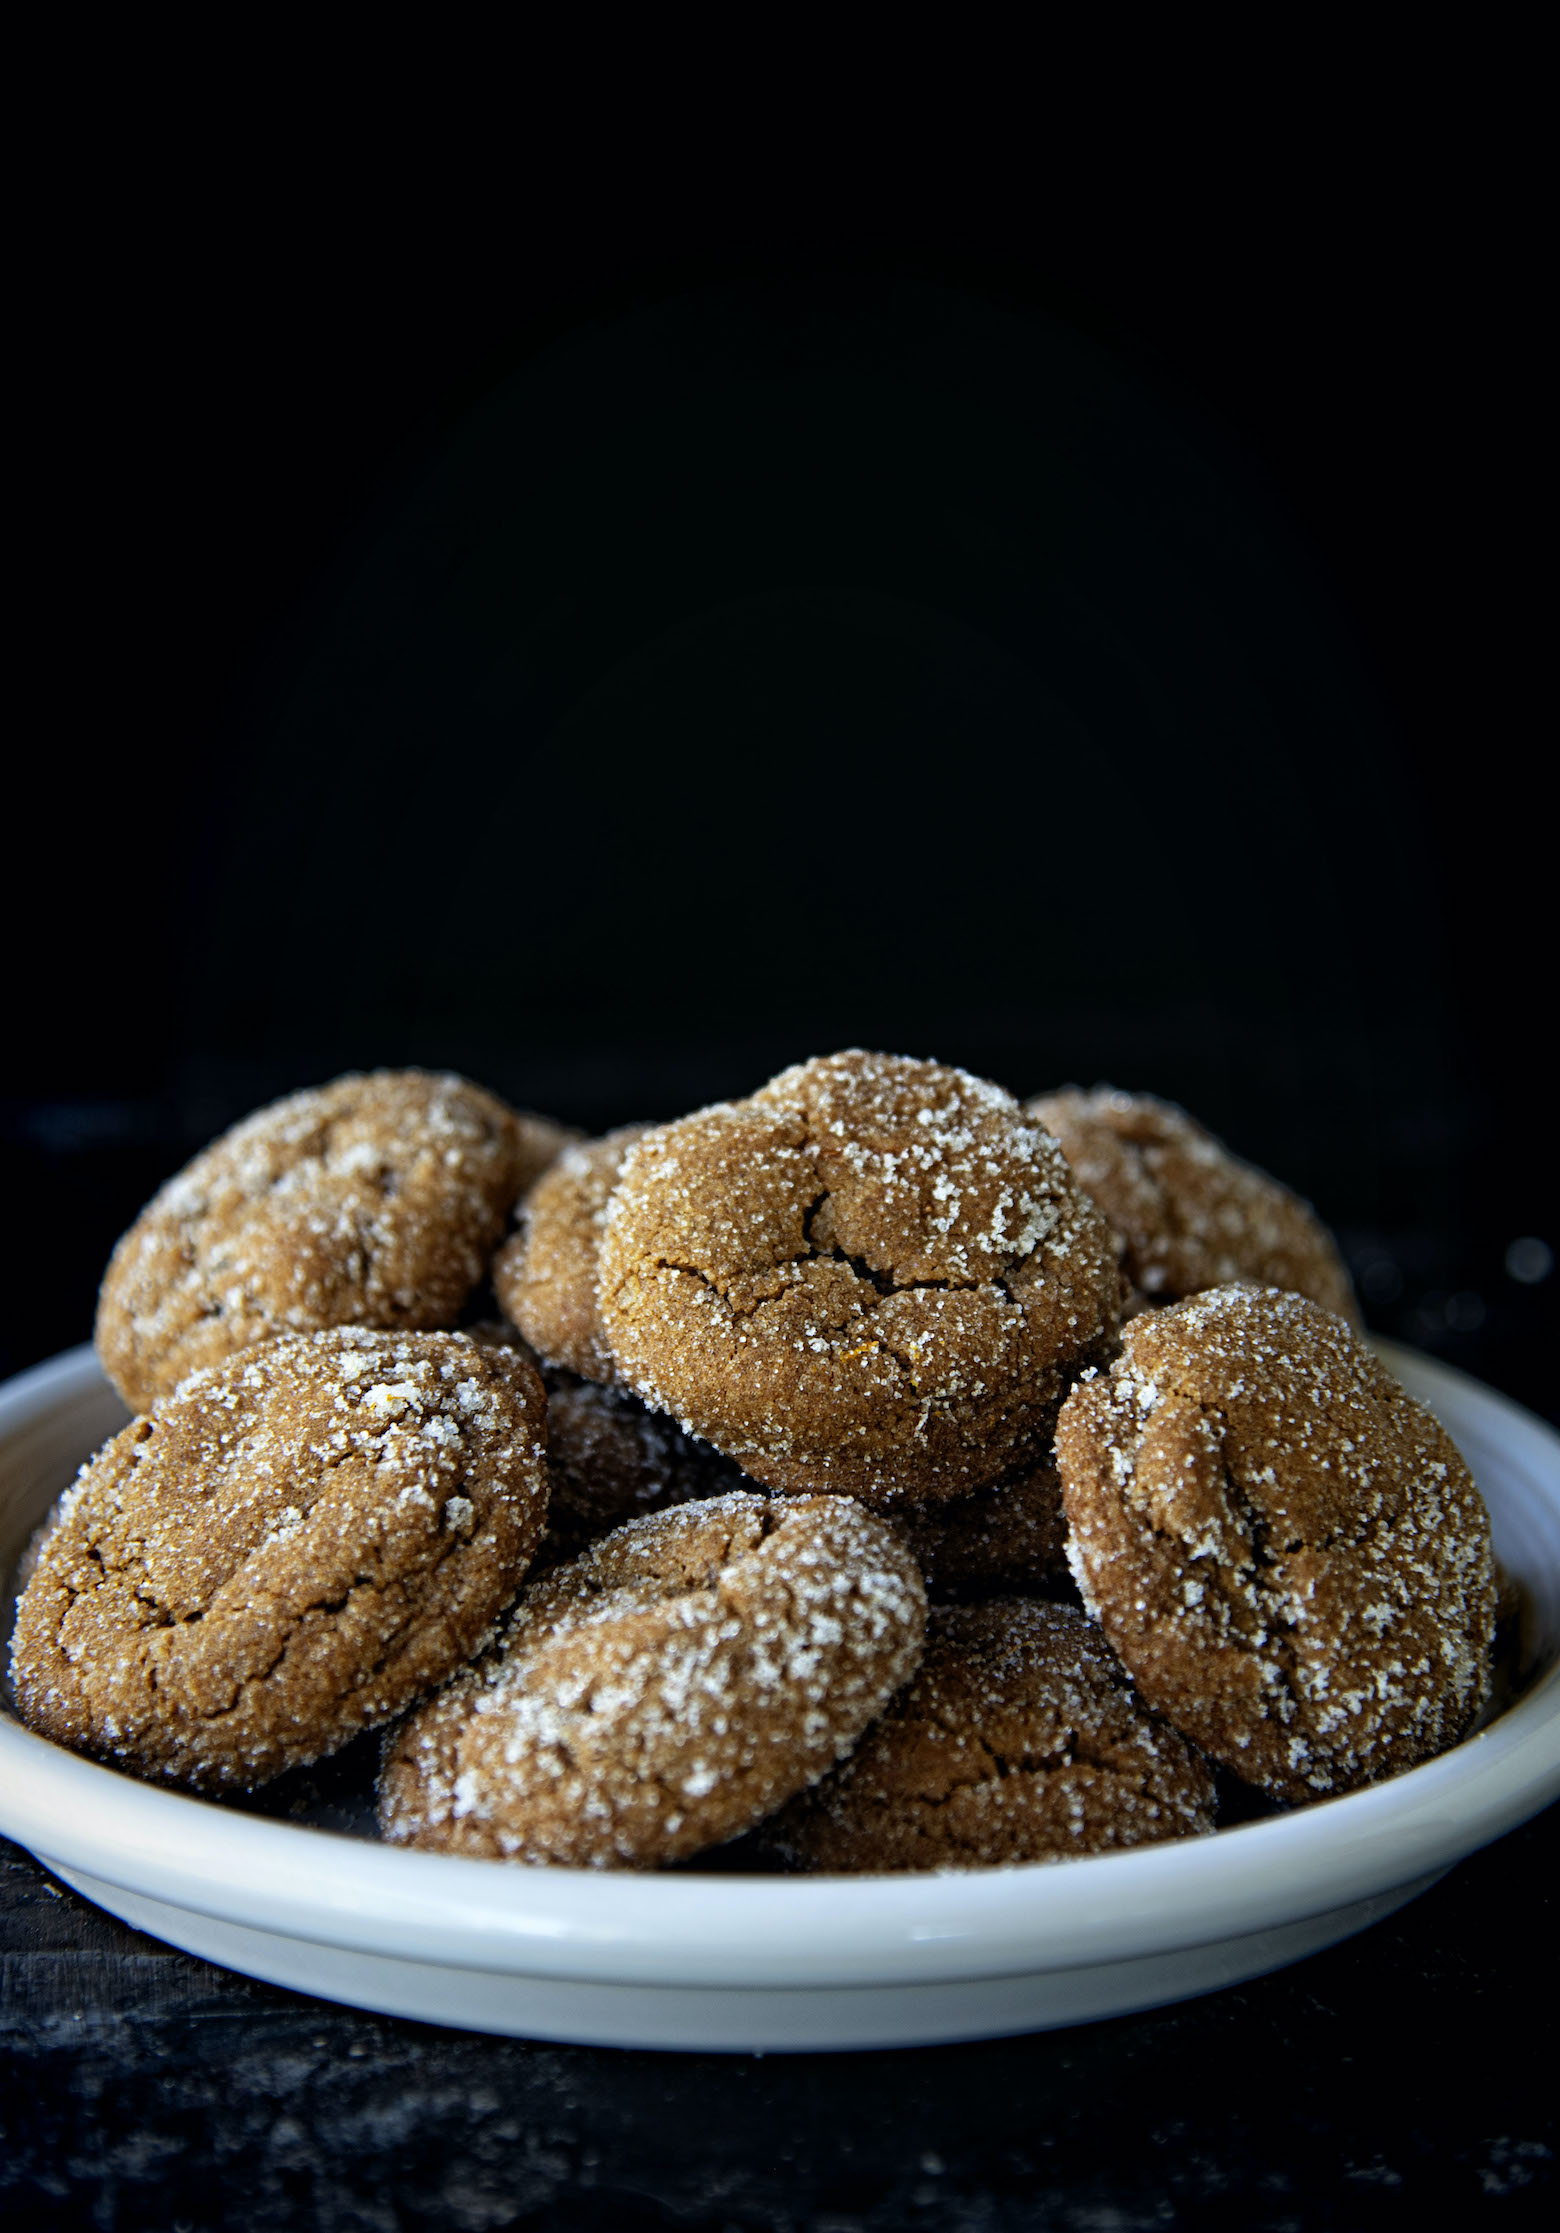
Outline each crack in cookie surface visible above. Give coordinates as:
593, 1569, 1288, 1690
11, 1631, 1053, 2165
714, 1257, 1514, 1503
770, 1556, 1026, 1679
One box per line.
763, 1598, 1215, 1871
378, 1490, 928, 1868
599, 1052, 1121, 1507
10, 1328, 550, 1790
1055, 1286, 1495, 1800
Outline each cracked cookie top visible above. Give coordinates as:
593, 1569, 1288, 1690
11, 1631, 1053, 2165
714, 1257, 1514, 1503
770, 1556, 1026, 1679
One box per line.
95, 1071, 567, 1412
597, 1051, 1121, 1507
762, 1597, 1215, 1871
1054, 1286, 1495, 1801
9, 1328, 549, 1791
492, 1125, 650, 1383
1027, 1087, 1357, 1321
378, 1488, 927, 1867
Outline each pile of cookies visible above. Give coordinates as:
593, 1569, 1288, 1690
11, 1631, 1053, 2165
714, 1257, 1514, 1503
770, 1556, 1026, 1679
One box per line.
8, 1054, 1497, 1873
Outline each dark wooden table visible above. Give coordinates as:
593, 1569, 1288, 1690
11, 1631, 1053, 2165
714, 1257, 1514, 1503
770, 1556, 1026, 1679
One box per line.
3, 1798, 1554, 2231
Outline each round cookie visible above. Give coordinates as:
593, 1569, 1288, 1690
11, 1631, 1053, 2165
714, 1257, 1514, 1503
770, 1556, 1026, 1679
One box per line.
96, 1071, 561, 1411
1026, 1087, 1357, 1322
1054, 1286, 1495, 1801
539, 1369, 752, 1563
378, 1489, 928, 1867
511, 1108, 585, 1193
492, 1125, 650, 1382
10, 1329, 549, 1791
466, 1321, 751, 1564
763, 1598, 1215, 1871
895, 1454, 1070, 1601
599, 1051, 1121, 1508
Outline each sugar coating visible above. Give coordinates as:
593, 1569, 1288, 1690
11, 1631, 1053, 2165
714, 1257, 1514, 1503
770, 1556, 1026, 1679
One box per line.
1028, 1087, 1357, 1322
598, 1051, 1121, 1508
1054, 1286, 1495, 1800
378, 1490, 928, 1867
96, 1072, 570, 1410
895, 1452, 1071, 1601
10, 1329, 550, 1791
492, 1125, 650, 1383
764, 1598, 1215, 1872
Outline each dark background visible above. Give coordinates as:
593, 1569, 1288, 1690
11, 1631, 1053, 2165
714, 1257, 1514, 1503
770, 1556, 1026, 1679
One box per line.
4, 126, 1553, 1417
4, 106, 1555, 2230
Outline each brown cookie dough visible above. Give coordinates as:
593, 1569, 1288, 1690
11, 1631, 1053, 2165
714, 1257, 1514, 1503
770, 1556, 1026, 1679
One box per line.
466, 1321, 752, 1564
378, 1489, 928, 1867
10, 1500, 66, 1599
1026, 1088, 1358, 1322
1054, 1286, 1495, 1800
599, 1051, 1121, 1509
10, 1329, 549, 1791
96, 1071, 556, 1412
539, 1369, 752, 1562
895, 1453, 1070, 1601
1484, 1561, 1542, 1728
492, 1125, 650, 1382
511, 1109, 585, 1194
763, 1598, 1215, 1871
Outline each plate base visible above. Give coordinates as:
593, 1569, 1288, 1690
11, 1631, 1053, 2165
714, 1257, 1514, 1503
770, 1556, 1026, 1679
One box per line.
42, 1859, 1448, 2051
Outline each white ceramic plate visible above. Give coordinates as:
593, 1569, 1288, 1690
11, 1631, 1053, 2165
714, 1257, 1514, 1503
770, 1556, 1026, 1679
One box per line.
2, 1339, 1557, 2053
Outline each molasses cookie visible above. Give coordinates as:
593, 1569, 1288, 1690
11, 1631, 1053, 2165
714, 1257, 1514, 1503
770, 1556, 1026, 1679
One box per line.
1485, 1561, 1540, 1727
1026, 1088, 1357, 1321
895, 1453, 1070, 1601
10, 1328, 549, 1791
466, 1321, 751, 1564
763, 1598, 1215, 1871
1054, 1286, 1495, 1800
96, 1071, 557, 1411
512, 1109, 585, 1192
378, 1489, 927, 1867
492, 1125, 650, 1381
539, 1369, 752, 1562
599, 1051, 1121, 1508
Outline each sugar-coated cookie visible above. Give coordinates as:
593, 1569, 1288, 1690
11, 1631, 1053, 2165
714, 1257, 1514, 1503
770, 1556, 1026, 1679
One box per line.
1054, 1286, 1494, 1799
895, 1454, 1070, 1600
11, 1329, 549, 1790
97, 1071, 565, 1409
1027, 1088, 1357, 1320
600, 1051, 1121, 1508
538, 1369, 751, 1563
492, 1126, 649, 1382
466, 1320, 751, 1566
763, 1598, 1215, 1870
378, 1489, 927, 1866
